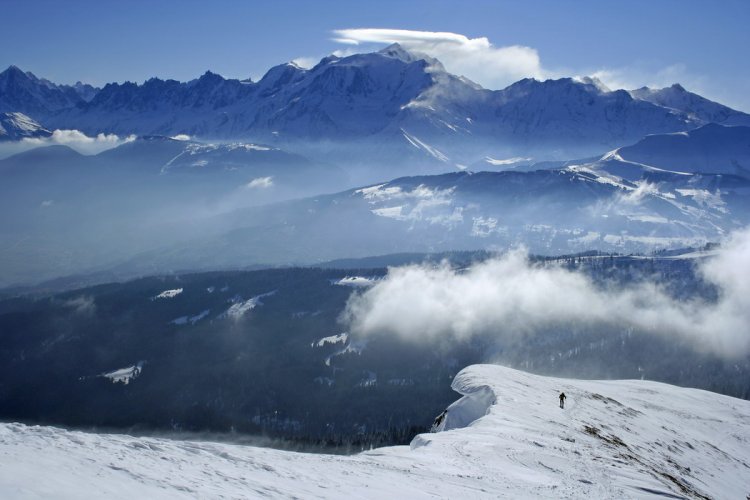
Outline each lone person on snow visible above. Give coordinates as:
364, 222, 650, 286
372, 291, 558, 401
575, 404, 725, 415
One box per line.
559, 392, 567, 409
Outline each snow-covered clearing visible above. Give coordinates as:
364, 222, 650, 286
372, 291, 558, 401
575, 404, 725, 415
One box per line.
152, 288, 183, 300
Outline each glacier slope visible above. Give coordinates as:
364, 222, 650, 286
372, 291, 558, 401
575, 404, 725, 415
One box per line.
1, 364, 748, 499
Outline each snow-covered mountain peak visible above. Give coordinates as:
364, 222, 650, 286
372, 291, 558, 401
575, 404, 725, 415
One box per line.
311, 54, 341, 69
378, 43, 417, 61
377, 43, 444, 71
256, 62, 307, 96
630, 83, 750, 127
319, 45, 432, 74
498, 76, 616, 104
573, 75, 611, 93
535, 76, 611, 93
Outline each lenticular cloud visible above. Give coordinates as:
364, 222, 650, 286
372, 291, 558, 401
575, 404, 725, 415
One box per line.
343, 227, 750, 359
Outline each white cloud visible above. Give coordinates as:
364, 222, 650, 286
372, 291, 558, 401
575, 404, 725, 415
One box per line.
331, 47, 359, 59
0, 129, 136, 159
589, 63, 708, 94
60, 295, 96, 316
290, 57, 318, 70
331, 28, 546, 90
342, 227, 750, 359
245, 176, 274, 189
171, 134, 191, 141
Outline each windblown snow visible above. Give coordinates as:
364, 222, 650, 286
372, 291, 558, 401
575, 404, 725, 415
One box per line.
1, 365, 748, 499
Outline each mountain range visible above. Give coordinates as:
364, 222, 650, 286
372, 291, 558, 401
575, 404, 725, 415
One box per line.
102, 123, 750, 278
2, 45, 750, 286
1, 121, 749, 287
2, 44, 749, 166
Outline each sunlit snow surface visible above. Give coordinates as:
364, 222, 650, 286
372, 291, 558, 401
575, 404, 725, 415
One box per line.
152, 288, 183, 300
1, 365, 748, 498
312, 333, 349, 347
332, 276, 378, 288
100, 362, 144, 385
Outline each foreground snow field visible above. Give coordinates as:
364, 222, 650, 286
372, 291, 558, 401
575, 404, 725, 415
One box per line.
1, 365, 748, 499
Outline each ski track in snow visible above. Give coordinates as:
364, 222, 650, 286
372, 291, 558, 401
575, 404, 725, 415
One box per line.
1, 365, 749, 499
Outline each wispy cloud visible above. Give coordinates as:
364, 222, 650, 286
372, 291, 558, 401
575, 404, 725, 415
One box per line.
245, 176, 274, 189
290, 57, 318, 70
589, 63, 707, 94
59, 295, 96, 316
342, 227, 750, 359
331, 28, 546, 90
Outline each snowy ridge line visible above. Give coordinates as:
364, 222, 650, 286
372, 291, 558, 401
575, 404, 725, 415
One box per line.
1, 365, 748, 498
414, 364, 750, 498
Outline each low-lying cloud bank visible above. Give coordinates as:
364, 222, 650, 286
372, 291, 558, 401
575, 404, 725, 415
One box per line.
0, 129, 136, 159
342, 227, 750, 359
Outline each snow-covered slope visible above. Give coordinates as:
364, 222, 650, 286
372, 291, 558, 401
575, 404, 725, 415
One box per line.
121, 162, 750, 275
1, 364, 747, 498
486, 77, 698, 151
0, 112, 51, 141
631, 84, 750, 127
4, 123, 748, 284
615, 123, 750, 177
0, 135, 348, 286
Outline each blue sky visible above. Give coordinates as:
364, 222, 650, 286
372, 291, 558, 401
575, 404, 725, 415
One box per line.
2, 0, 749, 110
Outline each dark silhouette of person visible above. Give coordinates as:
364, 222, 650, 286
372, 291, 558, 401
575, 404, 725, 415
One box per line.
559, 392, 567, 409
432, 410, 448, 431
